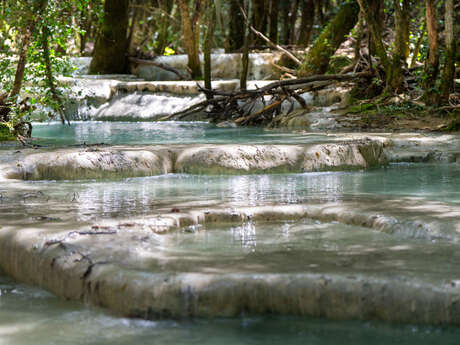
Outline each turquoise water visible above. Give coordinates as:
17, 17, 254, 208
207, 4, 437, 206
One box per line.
30, 121, 328, 146
1, 164, 457, 223
2, 122, 460, 343
1, 274, 460, 345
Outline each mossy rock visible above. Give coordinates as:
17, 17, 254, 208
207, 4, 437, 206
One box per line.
326, 55, 352, 74
0, 123, 15, 141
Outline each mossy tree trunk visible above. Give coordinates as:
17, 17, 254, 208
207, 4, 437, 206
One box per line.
297, 0, 315, 47
300, 1, 360, 76
358, 0, 405, 93
227, 0, 245, 52
366, 0, 384, 58
89, 0, 129, 74
394, 0, 410, 62
440, 0, 456, 101
423, 0, 440, 105
390, 0, 407, 92
177, 0, 203, 79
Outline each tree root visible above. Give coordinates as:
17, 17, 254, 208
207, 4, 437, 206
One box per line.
159, 71, 372, 126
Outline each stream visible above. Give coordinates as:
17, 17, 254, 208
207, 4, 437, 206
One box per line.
1, 120, 460, 343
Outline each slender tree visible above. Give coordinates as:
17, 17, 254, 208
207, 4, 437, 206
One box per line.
227, 0, 245, 51
440, 0, 456, 101
423, 0, 439, 105
268, 0, 279, 44
10, 0, 49, 98
204, 0, 216, 99
240, 0, 252, 91
297, 0, 315, 47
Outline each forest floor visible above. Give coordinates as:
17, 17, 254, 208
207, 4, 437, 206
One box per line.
336, 106, 460, 132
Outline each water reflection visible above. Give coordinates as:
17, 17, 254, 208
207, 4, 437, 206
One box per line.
1, 164, 458, 223
30, 121, 325, 146
231, 223, 257, 250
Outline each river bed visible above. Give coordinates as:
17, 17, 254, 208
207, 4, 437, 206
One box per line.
1, 121, 460, 343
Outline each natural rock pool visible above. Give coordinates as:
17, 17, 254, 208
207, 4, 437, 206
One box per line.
1, 121, 460, 343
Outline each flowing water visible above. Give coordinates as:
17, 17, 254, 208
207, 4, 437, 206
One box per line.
1, 121, 460, 343
2, 273, 460, 345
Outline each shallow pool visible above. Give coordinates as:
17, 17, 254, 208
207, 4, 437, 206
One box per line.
2, 273, 460, 345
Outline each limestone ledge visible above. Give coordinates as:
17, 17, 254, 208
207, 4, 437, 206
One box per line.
1, 201, 460, 324
1, 141, 386, 180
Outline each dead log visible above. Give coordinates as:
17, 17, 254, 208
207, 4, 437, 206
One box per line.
159, 71, 372, 125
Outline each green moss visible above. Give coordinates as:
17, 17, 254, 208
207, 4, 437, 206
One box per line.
300, 2, 359, 76
0, 123, 15, 141
326, 55, 352, 74
347, 103, 375, 113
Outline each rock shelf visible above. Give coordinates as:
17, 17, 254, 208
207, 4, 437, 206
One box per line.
1, 200, 460, 324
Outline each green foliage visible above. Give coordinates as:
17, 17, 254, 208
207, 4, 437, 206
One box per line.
0, 0, 82, 129
0, 123, 16, 141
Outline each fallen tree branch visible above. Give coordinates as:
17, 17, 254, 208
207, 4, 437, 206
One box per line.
159, 71, 372, 125
128, 57, 190, 80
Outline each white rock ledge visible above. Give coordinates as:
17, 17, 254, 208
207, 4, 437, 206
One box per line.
1, 202, 459, 324
1, 141, 386, 180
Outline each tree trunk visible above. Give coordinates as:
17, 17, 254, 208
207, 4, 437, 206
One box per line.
358, 0, 394, 92
410, 21, 425, 68
280, 1, 291, 45
297, 0, 315, 47
314, 0, 324, 25
89, 0, 129, 74
240, 0, 252, 91
394, 0, 410, 63
423, 0, 439, 105
353, 12, 363, 64
268, 0, 279, 44
10, 0, 48, 98
155, 0, 174, 55
390, 0, 406, 92
204, 0, 216, 99
300, 1, 360, 76
366, 0, 384, 58
288, 0, 300, 44
252, 0, 267, 44
177, 0, 203, 79
227, 0, 245, 51
440, 0, 456, 101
